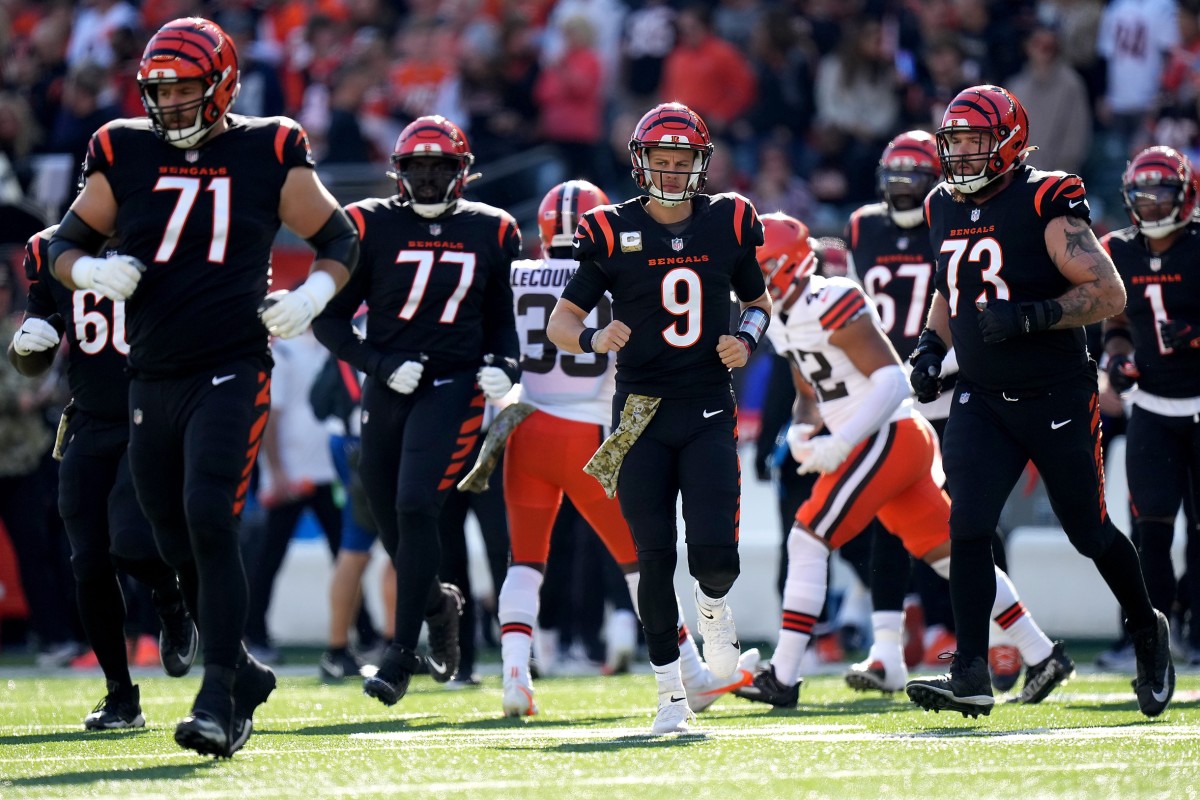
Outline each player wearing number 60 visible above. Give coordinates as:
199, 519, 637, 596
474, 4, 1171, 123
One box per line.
905, 84, 1173, 720
546, 103, 772, 734
312, 114, 521, 709
47, 17, 357, 758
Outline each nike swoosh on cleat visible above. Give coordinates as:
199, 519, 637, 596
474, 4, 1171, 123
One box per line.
1152, 666, 1171, 703
699, 609, 715, 620
428, 658, 449, 676
669, 695, 686, 704
212, 374, 236, 386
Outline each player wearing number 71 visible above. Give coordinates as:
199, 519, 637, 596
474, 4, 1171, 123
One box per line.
904, 84, 1173, 719
47, 16, 358, 757
312, 114, 521, 709
546, 103, 772, 734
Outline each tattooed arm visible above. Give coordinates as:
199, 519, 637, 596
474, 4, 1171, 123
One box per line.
1043, 215, 1127, 327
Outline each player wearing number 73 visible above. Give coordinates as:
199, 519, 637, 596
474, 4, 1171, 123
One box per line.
546, 103, 772, 733
47, 17, 358, 757
904, 84, 1173, 719
312, 115, 521, 708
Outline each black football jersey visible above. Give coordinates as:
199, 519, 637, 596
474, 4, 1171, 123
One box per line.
563, 193, 766, 398
925, 165, 1091, 392
1103, 223, 1200, 398
83, 114, 315, 376
846, 202, 937, 360
23, 229, 130, 420
313, 197, 520, 380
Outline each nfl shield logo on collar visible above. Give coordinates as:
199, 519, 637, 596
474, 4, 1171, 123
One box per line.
185, 150, 199, 163
1149, 257, 1161, 272
429, 224, 442, 236
970, 208, 980, 222
671, 237, 684, 251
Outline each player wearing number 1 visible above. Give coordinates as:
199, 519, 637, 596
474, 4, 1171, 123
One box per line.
48, 17, 358, 757
905, 84, 1173, 719
312, 115, 521, 708
546, 104, 771, 733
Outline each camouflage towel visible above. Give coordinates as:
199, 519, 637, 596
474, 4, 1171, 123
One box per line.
583, 394, 661, 499
457, 402, 537, 493
52, 400, 75, 462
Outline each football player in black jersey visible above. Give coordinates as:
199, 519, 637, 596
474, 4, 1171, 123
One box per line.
905, 85, 1172, 719
1102, 145, 1200, 666
312, 114, 521, 708
9, 227, 197, 731
546, 103, 771, 733
46, 18, 359, 757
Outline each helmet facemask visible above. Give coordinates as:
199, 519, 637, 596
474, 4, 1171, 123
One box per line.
140, 75, 234, 149
393, 155, 470, 218
633, 145, 709, 207
937, 127, 1016, 195
879, 168, 936, 228
1126, 180, 1190, 239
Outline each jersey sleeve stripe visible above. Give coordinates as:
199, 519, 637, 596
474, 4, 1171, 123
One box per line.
848, 210, 860, 249
1033, 176, 1059, 217
593, 210, 615, 257
346, 206, 366, 239
97, 126, 114, 166
274, 126, 290, 164
733, 196, 746, 245
820, 293, 867, 331
578, 216, 595, 245
498, 215, 514, 249
1052, 176, 1084, 200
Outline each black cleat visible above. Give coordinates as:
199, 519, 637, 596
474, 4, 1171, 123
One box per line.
1012, 641, 1074, 705
906, 653, 994, 718
733, 664, 801, 708
424, 583, 464, 684
363, 645, 420, 707
175, 711, 230, 758
228, 654, 277, 756
157, 600, 198, 678
318, 649, 363, 682
1131, 609, 1175, 718
83, 681, 145, 730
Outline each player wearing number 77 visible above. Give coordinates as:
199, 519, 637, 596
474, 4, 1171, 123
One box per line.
312, 114, 521, 709
47, 17, 357, 758
905, 84, 1173, 719
546, 103, 771, 734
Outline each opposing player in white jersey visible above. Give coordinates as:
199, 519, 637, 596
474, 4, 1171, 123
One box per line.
735, 213, 1072, 713
497, 180, 758, 721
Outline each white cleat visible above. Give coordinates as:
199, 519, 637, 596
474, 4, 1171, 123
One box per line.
844, 656, 908, 694
694, 584, 740, 678
651, 691, 694, 734
686, 648, 760, 712
604, 609, 638, 675
502, 667, 537, 717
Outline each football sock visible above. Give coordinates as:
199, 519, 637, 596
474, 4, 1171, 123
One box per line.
76, 575, 132, 690
652, 658, 684, 696
773, 527, 828, 686
991, 566, 1052, 665
499, 566, 542, 676
868, 529, 909, 612
866, 610, 903, 664
1093, 527, 1156, 631
1135, 519, 1177, 616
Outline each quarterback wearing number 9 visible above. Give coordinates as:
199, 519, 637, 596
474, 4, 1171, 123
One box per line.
546, 103, 772, 734
312, 114, 521, 709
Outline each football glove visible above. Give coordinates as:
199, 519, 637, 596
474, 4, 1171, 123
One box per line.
71, 254, 145, 302
12, 316, 62, 356
386, 360, 424, 395
785, 422, 816, 463
909, 329, 948, 403
796, 434, 853, 475
260, 272, 338, 338
977, 298, 1062, 343
1106, 353, 1139, 392
477, 365, 513, 400
1159, 318, 1200, 351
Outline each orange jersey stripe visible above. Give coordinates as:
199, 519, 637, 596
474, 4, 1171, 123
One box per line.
498, 216, 514, 249
1033, 176, 1058, 217
820, 293, 866, 331
274, 125, 290, 164
346, 206, 366, 239
593, 211, 615, 257
97, 126, 114, 166
733, 197, 747, 246
1052, 176, 1083, 201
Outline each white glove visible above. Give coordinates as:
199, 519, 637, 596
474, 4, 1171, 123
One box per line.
477, 365, 513, 400
785, 422, 816, 463
796, 434, 854, 475
386, 360, 424, 395
12, 317, 61, 355
72, 255, 144, 302
260, 271, 338, 338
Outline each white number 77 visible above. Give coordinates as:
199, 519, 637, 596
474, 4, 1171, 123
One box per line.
396, 250, 477, 323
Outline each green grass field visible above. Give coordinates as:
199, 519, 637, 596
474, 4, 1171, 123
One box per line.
2, 667, 1198, 800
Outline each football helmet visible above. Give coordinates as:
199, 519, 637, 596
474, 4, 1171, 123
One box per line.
1122, 145, 1198, 239
756, 212, 817, 299
628, 102, 713, 207
878, 130, 941, 228
936, 85, 1030, 194
538, 180, 609, 256
389, 116, 475, 218
137, 17, 240, 149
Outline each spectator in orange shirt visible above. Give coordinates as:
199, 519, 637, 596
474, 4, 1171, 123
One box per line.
660, 4, 756, 138
534, 15, 605, 184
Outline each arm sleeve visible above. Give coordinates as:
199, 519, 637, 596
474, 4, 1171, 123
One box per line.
833, 364, 910, 446
24, 233, 58, 318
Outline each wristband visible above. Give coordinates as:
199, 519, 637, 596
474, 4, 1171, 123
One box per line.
579, 327, 599, 354
735, 306, 770, 354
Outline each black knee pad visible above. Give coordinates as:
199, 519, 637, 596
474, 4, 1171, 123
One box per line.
1065, 519, 1119, 559
687, 544, 740, 597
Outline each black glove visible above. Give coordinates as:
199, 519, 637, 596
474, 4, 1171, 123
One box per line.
977, 299, 1063, 343
1159, 318, 1200, 351
909, 329, 948, 403
1106, 353, 1139, 393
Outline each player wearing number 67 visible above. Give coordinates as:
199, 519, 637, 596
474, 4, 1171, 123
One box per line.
546, 103, 771, 734
312, 114, 521, 709
46, 17, 357, 757
905, 84, 1173, 720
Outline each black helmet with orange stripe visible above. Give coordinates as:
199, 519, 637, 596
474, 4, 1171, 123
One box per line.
137, 17, 240, 149
538, 180, 609, 258
1122, 145, 1199, 240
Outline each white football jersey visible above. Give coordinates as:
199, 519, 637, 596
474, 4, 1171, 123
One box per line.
511, 257, 615, 426
765, 274, 913, 437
